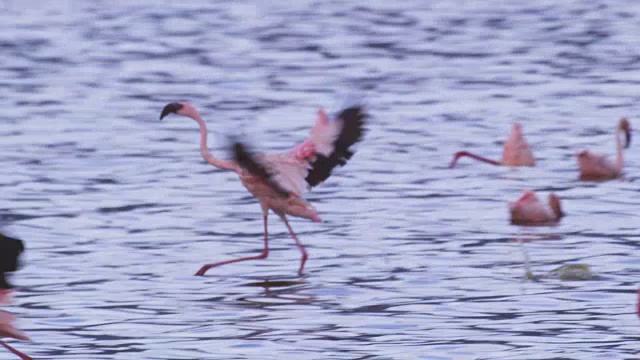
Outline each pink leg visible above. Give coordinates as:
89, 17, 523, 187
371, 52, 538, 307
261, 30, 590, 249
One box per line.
281, 215, 308, 276
0, 340, 32, 360
195, 215, 269, 276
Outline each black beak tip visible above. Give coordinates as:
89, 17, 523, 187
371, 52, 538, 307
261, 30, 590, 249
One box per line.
160, 102, 183, 120
625, 131, 632, 148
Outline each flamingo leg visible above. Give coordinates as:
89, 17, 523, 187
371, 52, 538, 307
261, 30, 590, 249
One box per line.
0, 340, 32, 360
195, 215, 270, 276
280, 215, 308, 276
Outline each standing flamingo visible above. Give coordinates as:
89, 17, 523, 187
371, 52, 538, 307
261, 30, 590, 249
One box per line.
160, 102, 366, 276
508, 190, 563, 225
0, 233, 31, 360
449, 123, 535, 168
576, 118, 631, 181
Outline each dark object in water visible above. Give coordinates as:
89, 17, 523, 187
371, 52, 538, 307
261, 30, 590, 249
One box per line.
0, 233, 25, 289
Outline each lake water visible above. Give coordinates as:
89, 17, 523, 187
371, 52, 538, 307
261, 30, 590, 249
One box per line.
1, 0, 640, 359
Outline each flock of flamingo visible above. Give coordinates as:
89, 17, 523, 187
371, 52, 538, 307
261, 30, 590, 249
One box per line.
160, 104, 634, 277
451, 118, 631, 224
0, 101, 637, 358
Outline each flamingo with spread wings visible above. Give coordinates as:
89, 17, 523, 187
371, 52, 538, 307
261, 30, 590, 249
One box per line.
449, 123, 535, 168
160, 102, 366, 276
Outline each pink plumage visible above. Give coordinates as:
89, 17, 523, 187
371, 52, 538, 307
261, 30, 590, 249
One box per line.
160, 102, 366, 276
0, 291, 31, 360
449, 123, 535, 168
576, 118, 631, 181
509, 190, 563, 225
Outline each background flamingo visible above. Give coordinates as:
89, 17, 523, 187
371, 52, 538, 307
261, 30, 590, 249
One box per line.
576, 118, 631, 181
449, 123, 535, 168
160, 102, 366, 276
509, 190, 563, 225
0, 233, 31, 360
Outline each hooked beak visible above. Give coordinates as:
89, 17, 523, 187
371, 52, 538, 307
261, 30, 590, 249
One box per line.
160, 102, 183, 120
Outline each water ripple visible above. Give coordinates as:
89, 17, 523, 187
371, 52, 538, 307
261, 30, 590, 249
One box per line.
1, 0, 640, 359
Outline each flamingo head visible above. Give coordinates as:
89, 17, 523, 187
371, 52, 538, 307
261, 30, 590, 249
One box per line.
160, 102, 198, 120
512, 122, 523, 132
511, 122, 524, 138
576, 150, 591, 159
619, 117, 631, 148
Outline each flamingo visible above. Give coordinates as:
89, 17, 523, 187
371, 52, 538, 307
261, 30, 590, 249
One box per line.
449, 123, 535, 168
576, 118, 631, 181
508, 190, 563, 225
160, 102, 366, 276
0, 234, 31, 360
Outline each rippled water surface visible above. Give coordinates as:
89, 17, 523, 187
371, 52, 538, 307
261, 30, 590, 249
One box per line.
1, 0, 640, 359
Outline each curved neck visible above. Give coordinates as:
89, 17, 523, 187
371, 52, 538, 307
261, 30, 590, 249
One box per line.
449, 151, 501, 168
189, 112, 238, 172
615, 127, 624, 172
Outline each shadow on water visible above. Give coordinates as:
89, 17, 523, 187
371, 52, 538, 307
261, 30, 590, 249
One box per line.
240, 279, 312, 307
243, 280, 306, 289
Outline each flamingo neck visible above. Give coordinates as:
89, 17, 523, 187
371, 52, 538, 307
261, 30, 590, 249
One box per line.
614, 127, 624, 172
189, 112, 238, 172
449, 151, 501, 168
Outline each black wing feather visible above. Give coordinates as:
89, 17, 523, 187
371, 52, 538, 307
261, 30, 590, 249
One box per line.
0, 233, 25, 289
232, 141, 290, 198
305, 106, 367, 187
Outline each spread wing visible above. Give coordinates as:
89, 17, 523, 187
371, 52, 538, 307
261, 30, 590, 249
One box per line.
291, 105, 367, 188
304, 106, 366, 187
232, 105, 367, 197
232, 142, 290, 198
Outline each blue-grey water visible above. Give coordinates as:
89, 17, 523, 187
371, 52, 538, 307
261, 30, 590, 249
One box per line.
1, 0, 640, 359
